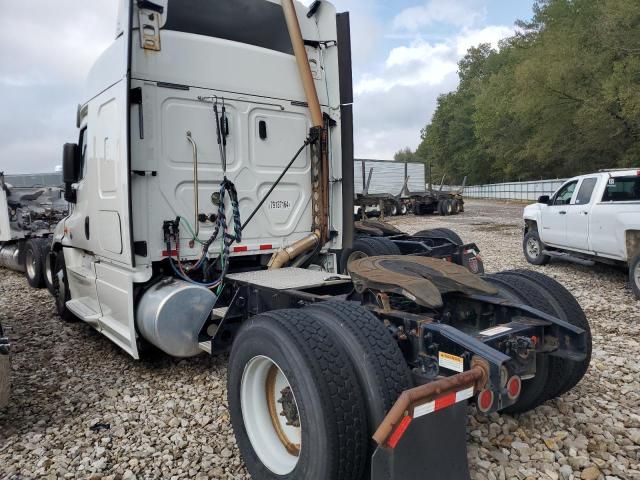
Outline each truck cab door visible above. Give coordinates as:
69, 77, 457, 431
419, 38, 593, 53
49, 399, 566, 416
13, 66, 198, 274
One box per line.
564, 177, 598, 251
540, 180, 578, 246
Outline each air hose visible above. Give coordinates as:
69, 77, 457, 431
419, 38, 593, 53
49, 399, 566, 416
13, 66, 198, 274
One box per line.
168, 99, 241, 289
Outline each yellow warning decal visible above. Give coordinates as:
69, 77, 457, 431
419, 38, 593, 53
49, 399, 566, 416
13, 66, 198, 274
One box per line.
438, 351, 464, 373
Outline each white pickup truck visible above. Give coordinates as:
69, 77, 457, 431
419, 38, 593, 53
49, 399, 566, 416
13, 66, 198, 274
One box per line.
523, 169, 640, 298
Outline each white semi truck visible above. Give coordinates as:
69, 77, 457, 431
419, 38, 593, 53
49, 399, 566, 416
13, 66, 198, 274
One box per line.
523, 169, 640, 298
40, 1, 590, 478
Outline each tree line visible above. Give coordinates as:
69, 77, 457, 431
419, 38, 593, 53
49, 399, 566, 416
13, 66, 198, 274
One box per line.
396, 0, 640, 185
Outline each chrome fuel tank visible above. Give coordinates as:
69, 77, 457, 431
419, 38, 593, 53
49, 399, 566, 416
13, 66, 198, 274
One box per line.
136, 278, 217, 357
0, 243, 24, 272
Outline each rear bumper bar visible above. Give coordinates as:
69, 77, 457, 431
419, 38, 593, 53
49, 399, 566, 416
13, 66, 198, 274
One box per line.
371, 366, 487, 480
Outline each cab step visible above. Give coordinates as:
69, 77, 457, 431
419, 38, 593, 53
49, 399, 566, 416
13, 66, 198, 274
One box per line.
542, 250, 595, 266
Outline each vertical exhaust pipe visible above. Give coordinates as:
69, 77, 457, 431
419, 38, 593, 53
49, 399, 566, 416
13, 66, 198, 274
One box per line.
281, 0, 323, 128
269, 0, 329, 269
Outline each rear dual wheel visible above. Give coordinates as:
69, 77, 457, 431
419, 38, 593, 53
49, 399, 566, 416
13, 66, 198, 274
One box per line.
228, 306, 410, 480
438, 199, 458, 216
413, 228, 463, 246
485, 271, 591, 413
340, 236, 401, 274
24, 239, 47, 288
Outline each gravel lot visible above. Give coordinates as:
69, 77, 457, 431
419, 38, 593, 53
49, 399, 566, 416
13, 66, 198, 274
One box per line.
1, 199, 639, 480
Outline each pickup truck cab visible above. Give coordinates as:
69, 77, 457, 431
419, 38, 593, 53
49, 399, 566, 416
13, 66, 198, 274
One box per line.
523, 169, 640, 298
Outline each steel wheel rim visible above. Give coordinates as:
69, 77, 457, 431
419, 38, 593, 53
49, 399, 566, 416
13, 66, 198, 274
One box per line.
241, 355, 301, 475
55, 269, 66, 310
25, 249, 36, 279
390, 205, 398, 216
526, 238, 540, 258
45, 256, 53, 286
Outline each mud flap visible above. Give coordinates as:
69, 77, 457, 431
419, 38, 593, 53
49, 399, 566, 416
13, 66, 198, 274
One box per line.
371, 401, 470, 480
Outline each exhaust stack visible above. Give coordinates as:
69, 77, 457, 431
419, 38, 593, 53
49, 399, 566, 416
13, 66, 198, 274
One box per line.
269, 0, 330, 268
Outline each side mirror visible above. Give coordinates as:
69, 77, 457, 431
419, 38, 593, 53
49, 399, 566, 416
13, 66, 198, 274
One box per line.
538, 195, 550, 205
62, 143, 80, 202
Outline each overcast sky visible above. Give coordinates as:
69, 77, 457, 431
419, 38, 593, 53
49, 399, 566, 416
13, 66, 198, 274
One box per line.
0, 0, 533, 174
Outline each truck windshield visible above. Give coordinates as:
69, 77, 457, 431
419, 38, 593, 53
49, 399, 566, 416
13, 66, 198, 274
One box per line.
163, 0, 294, 55
602, 176, 640, 202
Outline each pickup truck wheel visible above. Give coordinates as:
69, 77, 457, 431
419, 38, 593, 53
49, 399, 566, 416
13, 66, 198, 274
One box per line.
523, 230, 550, 266
484, 274, 551, 414
630, 255, 640, 299
228, 310, 367, 480
340, 236, 401, 274
503, 270, 591, 399
413, 228, 463, 246
24, 239, 45, 288
53, 253, 78, 323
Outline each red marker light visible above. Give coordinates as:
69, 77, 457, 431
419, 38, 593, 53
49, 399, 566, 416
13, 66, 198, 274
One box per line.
477, 389, 494, 413
507, 376, 522, 400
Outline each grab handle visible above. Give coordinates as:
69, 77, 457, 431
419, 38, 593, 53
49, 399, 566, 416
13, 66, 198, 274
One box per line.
186, 131, 200, 237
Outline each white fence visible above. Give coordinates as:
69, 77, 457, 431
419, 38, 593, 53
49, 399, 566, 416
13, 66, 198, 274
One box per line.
464, 179, 567, 201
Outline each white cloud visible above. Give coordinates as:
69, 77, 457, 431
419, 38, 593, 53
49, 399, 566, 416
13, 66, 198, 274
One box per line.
455, 25, 514, 55
351, 22, 515, 158
393, 0, 487, 31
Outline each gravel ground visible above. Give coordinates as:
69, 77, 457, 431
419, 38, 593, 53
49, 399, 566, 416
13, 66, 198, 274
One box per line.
0, 199, 639, 480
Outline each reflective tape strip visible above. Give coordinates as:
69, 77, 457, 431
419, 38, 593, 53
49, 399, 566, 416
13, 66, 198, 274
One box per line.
233, 245, 276, 253
456, 386, 475, 402
413, 385, 475, 419
387, 415, 412, 449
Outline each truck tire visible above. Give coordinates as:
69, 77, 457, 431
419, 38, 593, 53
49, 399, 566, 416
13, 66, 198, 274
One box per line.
53, 253, 78, 323
0, 321, 9, 409
24, 239, 45, 288
0, 351, 9, 409
305, 302, 413, 446
438, 200, 446, 216
484, 273, 551, 414
42, 241, 56, 295
503, 269, 592, 399
388, 202, 399, 216
340, 236, 401, 274
629, 254, 640, 299
228, 310, 367, 480
445, 199, 454, 215
414, 228, 463, 246
523, 230, 550, 266
400, 203, 408, 215
458, 200, 465, 213
451, 199, 460, 215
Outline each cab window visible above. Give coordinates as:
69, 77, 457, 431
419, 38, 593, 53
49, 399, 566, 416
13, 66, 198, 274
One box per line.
164, 0, 293, 55
602, 176, 640, 202
553, 181, 577, 206
78, 127, 88, 180
575, 178, 598, 205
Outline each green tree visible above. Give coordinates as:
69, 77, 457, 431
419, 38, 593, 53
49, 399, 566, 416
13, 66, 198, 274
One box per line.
416, 0, 640, 184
